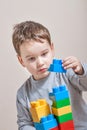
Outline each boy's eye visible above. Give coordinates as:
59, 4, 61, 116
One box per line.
42, 52, 48, 56
28, 57, 36, 62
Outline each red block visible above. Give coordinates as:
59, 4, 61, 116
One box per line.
50, 126, 59, 130
59, 120, 74, 130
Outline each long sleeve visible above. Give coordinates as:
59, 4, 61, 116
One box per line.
66, 63, 87, 91
77, 63, 87, 90
16, 90, 36, 130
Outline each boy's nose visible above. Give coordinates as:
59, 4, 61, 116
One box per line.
37, 57, 44, 68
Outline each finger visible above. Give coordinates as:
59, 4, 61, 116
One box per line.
63, 56, 75, 63
63, 63, 73, 69
63, 57, 78, 67
63, 61, 78, 69
63, 59, 76, 67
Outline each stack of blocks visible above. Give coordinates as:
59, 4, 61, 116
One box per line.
30, 59, 74, 130
49, 86, 74, 130
30, 99, 59, 130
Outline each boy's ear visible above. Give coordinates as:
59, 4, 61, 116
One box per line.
17, 55, 25, 67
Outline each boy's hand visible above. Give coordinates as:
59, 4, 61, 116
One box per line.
62, 56, 84, 75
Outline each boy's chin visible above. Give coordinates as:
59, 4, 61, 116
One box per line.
41, 71, 50, 78
34, 71, 50, 80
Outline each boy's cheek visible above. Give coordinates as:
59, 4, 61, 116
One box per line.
28, 65, 36, 72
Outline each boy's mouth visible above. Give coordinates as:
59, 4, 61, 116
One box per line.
39, 68, 47, 72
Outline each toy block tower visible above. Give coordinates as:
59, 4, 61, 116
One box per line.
48, 59, 66, 73
49, 86, 74, 130
30, 99, 59, 130
48, 58, 74, 130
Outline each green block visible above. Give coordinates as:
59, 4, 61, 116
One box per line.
52, 98, 70, 108
55, 113, 73, 123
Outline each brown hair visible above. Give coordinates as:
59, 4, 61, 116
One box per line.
12, 21, 51, 55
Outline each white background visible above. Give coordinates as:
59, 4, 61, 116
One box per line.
0, 0, 87, 130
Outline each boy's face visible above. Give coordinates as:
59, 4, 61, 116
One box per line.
18, 40, 54, 80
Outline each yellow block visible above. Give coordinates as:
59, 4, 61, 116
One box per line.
30, 99, 51, 122
52, 105, 72, 116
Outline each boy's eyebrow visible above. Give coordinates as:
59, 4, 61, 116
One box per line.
25, 49, 49, 58
25, 55, 33, 58
41, 49, 49, 53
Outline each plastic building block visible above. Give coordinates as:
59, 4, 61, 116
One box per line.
48, 59, 66, 73
49, 86, 69, 101
52, 105, 72, 116
59, 120, 74, 130
30, 99, 51, 122
34, 114, 59, 130
52, 98, 70, 108
55, 113, 73, 123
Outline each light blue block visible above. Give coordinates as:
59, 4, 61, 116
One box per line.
49, 86, 69, 101
34, 114, 58, 130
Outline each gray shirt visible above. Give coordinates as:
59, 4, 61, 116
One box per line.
16, 63, 87, 130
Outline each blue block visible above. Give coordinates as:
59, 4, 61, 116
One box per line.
34, 114, 58, 130
53, 59, 62, 64
49, 86, 69, 101
48, 59, 66, 73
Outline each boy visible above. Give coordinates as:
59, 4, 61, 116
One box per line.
12, 21, 87, 130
